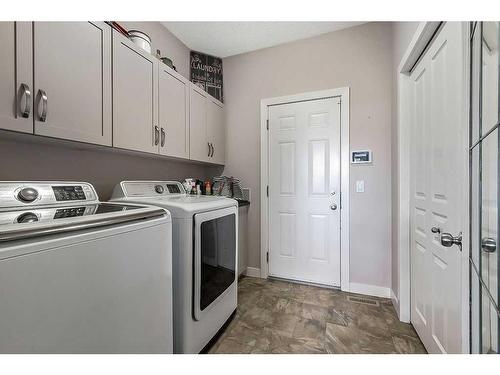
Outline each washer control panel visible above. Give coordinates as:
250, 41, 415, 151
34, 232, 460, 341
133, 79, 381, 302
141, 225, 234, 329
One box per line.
53, 186, 86, 201
0, 182, 98, 209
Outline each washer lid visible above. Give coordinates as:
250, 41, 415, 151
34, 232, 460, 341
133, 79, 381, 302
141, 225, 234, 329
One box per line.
0, 203, 169, 243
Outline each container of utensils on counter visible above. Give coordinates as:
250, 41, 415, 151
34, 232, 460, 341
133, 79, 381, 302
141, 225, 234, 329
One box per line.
212, 176, 250, 206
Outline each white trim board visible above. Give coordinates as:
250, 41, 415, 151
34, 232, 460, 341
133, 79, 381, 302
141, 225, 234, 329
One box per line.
260, 87, 350, 292
244, 267, 261, 278
349, 283, 391, 299
390, 289, 403, 321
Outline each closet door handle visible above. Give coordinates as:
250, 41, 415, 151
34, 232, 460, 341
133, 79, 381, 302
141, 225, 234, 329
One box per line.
160, 127, 166, 147
19, 83, 31, 118
208, 142, 211, 157
211, 143, 215, 157
154, 126, 160, 145
38, 89, 48, 122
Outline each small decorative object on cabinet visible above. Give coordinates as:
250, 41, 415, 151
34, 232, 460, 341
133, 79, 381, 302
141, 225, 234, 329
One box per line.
190, 50, 223, 102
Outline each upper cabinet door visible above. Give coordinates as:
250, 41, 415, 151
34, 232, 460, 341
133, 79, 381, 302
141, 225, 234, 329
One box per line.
33, 22, 112, 145
189, 85, 209, 162
113, 31, 158, 154
159, 66, 189, 158
0, 22, 33, 134
207, 98, 225, 165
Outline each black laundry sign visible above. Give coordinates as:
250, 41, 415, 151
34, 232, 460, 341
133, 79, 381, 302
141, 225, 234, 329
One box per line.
190, 51, 223, 102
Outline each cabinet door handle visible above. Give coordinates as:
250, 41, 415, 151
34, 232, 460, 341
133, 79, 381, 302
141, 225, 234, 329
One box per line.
154, 126, 160, 145
211, 143, 215, 157
19, 83, 31, 118
208, 142, 211, 157
38, 89, 48, 122
160, 127, 166, 147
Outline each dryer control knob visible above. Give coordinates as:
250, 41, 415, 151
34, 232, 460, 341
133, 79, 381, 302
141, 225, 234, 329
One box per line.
17, 187, 39, 203
155, 185, 164, 194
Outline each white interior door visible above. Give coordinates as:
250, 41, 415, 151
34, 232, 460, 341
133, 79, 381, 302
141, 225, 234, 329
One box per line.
268, 97, 341, 286
409, 22, 465, 353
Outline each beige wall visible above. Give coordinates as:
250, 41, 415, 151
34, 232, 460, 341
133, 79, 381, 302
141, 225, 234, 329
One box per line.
0, 22, 222, 201
390, 22, 419, 298
222, 22, 394, 289
0, 135, 222, 200
121, 22, 190, 79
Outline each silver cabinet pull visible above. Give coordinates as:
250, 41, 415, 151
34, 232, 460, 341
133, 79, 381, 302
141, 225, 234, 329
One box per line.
19, 83, 31, 118
330, 203, 338, 210
481, 237, 496, 253
154, 126, 160, 145
38, 89, 48, 122
210, 143, 215, 157
207, 142, 211, 157
160, 127, 166, 147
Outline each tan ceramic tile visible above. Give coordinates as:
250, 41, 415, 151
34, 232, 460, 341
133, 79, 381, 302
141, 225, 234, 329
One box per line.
209, 276, 425, 355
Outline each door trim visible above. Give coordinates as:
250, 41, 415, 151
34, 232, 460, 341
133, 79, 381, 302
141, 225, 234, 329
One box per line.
260, 87, 350, 292
397, 22, 470, 353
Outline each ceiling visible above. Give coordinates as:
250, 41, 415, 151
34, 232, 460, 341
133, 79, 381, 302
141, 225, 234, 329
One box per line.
162, 22, 366, 58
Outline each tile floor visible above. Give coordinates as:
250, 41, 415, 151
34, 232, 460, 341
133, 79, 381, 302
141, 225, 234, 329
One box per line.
209, 276, 427, 354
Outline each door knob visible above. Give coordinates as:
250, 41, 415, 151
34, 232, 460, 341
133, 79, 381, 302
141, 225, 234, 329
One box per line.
330, 203, 337, 210
481, 237, 496, 253
440, 231, 462, 250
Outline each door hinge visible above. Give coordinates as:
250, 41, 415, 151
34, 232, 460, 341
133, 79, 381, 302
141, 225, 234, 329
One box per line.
266, 251, 269, 263
266, 185, 269, 197
266, 119, 269, 130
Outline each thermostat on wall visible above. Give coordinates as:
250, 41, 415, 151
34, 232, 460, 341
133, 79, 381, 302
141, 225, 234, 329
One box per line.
351, 150, 372, 164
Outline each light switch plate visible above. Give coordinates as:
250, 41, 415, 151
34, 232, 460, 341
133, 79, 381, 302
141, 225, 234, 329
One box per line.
356, 180, 365, 193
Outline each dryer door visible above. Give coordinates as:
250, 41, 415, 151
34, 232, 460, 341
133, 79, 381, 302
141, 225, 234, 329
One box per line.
193, 206, 237, 321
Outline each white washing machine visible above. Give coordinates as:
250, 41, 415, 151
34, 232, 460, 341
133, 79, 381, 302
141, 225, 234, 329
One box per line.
111, 181, 238, 353
0, 181, 173, 353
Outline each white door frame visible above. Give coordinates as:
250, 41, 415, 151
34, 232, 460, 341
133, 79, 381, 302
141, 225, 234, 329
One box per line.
260, 87, 350, 292
396, 22, 470, 353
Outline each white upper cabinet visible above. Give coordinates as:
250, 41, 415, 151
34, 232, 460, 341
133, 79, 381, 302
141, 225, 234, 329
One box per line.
158, 65, 189, 158
33, 22, 112, 145
189, 84, 225, 164
0, 22, 225, 165
189, 85, 209, 162
113, 30, 159, 154
0, 22, 33, 134
207, 98, 225, 165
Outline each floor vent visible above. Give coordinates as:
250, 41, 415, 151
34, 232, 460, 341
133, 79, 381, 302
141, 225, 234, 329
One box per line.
347, 296, 380, 306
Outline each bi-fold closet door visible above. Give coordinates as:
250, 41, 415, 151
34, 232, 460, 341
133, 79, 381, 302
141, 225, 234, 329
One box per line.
409, 22, 465, 354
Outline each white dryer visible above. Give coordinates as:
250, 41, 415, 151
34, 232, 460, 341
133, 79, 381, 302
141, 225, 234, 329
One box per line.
0, 181, 173, 353
111, 181, 238, 353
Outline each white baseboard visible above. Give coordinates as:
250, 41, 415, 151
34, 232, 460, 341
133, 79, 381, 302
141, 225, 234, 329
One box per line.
349, 282, 391, 298
391, 289, 400, 318
244, 267, 261, 278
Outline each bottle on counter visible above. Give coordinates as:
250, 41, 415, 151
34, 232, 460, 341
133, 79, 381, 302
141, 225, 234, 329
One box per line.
205, 180, 212, 195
